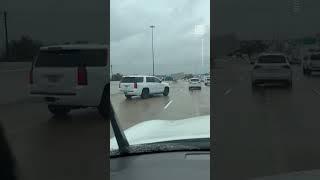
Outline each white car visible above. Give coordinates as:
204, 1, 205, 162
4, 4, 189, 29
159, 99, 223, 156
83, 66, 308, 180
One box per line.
119, 75, 170, 99
204, 77, 210, 86
189, 78, 201, 90
251, 53, 292, 87
29, 44, 109, 116
302, 53, 320, 75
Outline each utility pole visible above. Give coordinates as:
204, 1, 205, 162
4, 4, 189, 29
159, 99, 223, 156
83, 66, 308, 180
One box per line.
150, 25, 155, 76
3, 11, 9, 59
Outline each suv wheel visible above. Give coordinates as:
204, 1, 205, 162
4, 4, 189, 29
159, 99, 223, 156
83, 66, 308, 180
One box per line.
48, 105, 70, 116
141, 88, 149, 99
163, 87, 169, 96
98, 84, 109, 117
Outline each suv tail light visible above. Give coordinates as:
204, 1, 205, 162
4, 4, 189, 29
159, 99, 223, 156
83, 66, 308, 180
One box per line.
29, 67, 34, 84
77, 66, 88, 85
134, 82, 137, 88
119, 83, 121, 88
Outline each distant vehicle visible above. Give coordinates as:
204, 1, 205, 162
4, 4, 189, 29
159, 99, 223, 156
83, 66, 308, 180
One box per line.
119, 75, 170, 99
302, 53, 320, 75
29, 44, 109, 116
251, 53, 292, 88
204, 77, 210, 86
189, 78, 201, 90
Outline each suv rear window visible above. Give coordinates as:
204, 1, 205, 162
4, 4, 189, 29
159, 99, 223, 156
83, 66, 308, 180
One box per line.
191, 79, 199, 82
35, 49, 107, 67
121, 77, 144, 83
258, 55, 286, 63
310, 54, 320, 60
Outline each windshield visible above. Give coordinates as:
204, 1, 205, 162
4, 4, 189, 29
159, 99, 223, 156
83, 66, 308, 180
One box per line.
258, 55, 286, 63
110, 0, 210, 153
35, 49, 107, 67
120, 77, 144, 83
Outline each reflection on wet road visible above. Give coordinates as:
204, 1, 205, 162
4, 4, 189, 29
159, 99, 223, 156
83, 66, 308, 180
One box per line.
110, 80, 210, 137
214, 58, 320, 180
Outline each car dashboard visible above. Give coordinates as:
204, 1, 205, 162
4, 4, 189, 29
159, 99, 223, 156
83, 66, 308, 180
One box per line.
111, 151, 210, 180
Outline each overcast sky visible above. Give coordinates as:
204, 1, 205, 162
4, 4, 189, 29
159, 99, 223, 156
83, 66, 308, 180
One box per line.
215, 0, 320, 40
0, 0, 108, 52
110, 0, 210, 75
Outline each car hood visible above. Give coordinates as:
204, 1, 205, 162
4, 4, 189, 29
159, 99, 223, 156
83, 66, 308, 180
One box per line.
251, 170, 320, 180
110, 115, 210, 150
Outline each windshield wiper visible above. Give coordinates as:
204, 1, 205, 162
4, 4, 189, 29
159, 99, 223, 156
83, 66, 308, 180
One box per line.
110, 101, 129, 155
111, 138, 210, 157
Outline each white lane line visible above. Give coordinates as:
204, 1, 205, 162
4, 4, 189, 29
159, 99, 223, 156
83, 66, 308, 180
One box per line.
224, 88, 232, 95
0, 68, 29, 73
312, 89, 320, 96
164, 100, 173, 110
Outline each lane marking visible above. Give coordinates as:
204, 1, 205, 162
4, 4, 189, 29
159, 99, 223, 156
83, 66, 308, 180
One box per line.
164, 100, 173, 110
312, 89, 320, 96
224, 88, 232, 95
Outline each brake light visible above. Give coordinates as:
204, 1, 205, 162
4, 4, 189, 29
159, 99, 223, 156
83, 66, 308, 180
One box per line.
29, 67, 33, 84
77, 66, 87, 85
119, 83, 121, 88
134, 82, 137, 88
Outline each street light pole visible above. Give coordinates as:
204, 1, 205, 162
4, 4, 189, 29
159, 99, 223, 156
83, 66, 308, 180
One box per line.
150, 25, 155, 76
3, 11, 9, 59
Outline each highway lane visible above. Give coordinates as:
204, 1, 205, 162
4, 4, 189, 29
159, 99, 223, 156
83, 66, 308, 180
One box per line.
110, 80, 210, 138
213, 58, 320, 180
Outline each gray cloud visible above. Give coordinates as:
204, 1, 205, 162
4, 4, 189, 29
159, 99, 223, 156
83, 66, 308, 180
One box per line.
215, 0, 320, 40
111, 0, 210, 75
0, 0, 107, 45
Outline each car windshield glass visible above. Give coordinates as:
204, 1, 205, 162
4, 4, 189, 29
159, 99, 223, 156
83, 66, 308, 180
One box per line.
310, 54, 320, 60
110, 0, 210, 153
258, 55, 286, 63
120, 77, 143, 83
35, 49, 107, 67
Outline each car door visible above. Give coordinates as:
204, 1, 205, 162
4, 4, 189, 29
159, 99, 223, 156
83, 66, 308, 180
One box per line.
154, 77, 163, 93
146, 77, 155, 93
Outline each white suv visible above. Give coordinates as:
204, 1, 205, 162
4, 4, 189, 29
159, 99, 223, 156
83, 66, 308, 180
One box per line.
251, 53, 292, 87
189, 78, 201, 90
303, 53, 320, 75
119, 75, 170, 99
29, 44, 109, 116
204, 77, 210, 86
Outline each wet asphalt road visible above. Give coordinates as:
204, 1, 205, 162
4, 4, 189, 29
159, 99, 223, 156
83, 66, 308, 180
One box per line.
213, 58, 320, 180
0, 65, 105, 180
110, 80, 210, 137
